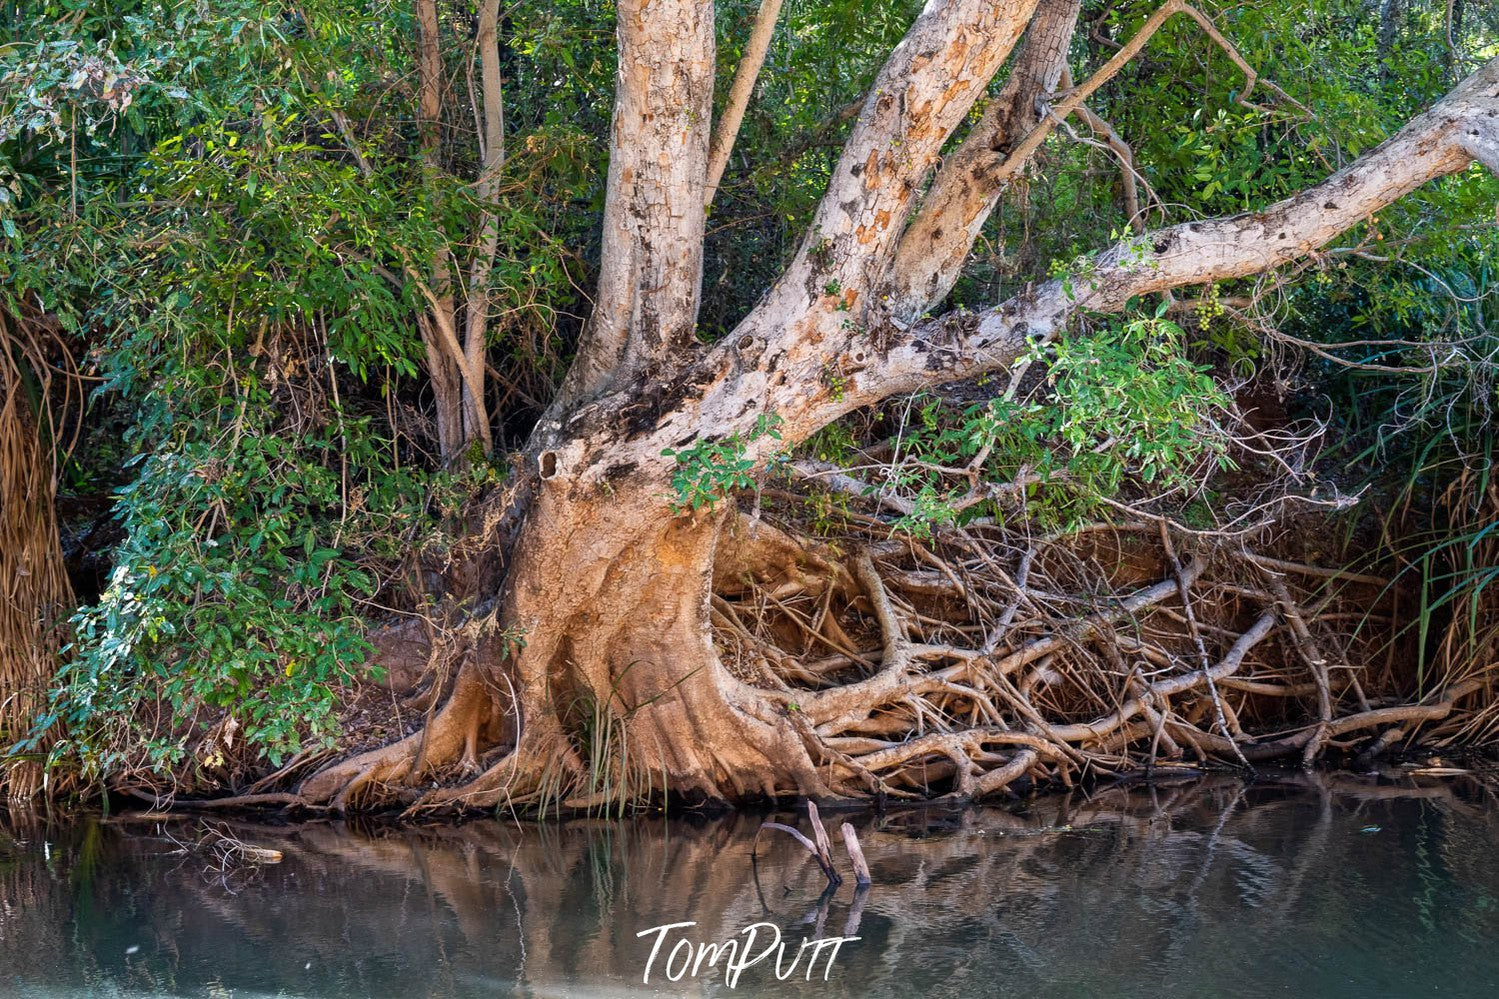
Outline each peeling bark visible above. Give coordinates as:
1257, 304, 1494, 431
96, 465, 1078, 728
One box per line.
299, 0, 1499, 810
888, 0, 1082, 320
557, 0, 717, 406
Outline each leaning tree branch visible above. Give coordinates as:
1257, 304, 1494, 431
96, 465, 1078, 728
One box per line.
1057, 64, 1148, 228
889, 0, 1307, 322
888, 0, 1082, 320
839, 56, 1499, 421
411, 276, 491, 454
720, 0, 1042, 352
559, 51, 1496, 504
705, 0, 784, 206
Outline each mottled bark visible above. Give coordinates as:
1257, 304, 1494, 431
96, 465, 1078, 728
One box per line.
301, 0, 1499, 808
557, 0, 717, 407
888, 0, 1082, 320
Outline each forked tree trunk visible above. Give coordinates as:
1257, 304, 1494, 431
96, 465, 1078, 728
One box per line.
300, 1, 1499, 809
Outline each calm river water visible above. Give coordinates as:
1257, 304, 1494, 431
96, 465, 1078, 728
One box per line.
3, 774, 1498, 997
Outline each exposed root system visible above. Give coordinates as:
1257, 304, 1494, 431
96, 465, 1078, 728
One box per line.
708, 498, 1487, 801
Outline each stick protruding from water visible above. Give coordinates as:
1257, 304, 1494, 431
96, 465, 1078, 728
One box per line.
840, 821, 872, 888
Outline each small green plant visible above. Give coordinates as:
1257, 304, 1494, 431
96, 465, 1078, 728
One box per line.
822, 364, 850, 401
871, 304, 1234, 536
803, 421, 859, 464
662, 412, 784, 513
804, 487, 853, 537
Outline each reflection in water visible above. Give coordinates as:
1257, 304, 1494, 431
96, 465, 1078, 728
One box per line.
3, 775, 1499, 997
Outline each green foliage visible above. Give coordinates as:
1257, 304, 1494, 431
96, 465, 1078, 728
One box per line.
881, 309, 1232, 537
38, 334, 482, 773
1039, 310, 1233, 489
2, 0, 584, 774
663, 413, 784, 513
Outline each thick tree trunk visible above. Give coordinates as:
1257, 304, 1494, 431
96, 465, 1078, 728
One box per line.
888, 0, 1082, 320
445, 482, 825, 807
305, 454, 825, 809
556, 0, 717, 407
297, 2, 1499, 810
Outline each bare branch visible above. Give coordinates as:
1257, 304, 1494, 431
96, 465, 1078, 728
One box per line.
1045, 611, 1278, 744
1262, 574, 1336, 764
412, 278, 491, 456
706, 0, 784, 206
840, 56, 1499, 421
1059, 65, 1146, 228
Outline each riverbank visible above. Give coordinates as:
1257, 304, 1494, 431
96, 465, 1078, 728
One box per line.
55, 475, 1497, 818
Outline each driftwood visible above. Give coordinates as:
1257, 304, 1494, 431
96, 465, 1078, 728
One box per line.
840, 821, 872, 888
755, 801, 874, 888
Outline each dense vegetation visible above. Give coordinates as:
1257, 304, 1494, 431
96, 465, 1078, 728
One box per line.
3, 0, 1497, 809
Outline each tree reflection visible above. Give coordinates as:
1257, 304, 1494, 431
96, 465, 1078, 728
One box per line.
3, 774, 1497, 997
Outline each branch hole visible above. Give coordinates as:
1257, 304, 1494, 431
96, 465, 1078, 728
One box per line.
539, 450, 559, 479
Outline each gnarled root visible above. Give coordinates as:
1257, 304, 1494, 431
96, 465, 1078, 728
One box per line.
291, 487, 1473, 813
711, 499, 1477, 801
301, 666, 493, 809
406, 716, 579, 813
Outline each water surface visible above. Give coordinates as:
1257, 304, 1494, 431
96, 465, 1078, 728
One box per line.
3, 774, 1497, 997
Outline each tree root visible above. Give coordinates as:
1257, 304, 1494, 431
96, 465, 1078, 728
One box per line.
405, 722, 579, 813
278, 497, 1476, 814
301, 667, 492, 809
710, 498, 1472, 801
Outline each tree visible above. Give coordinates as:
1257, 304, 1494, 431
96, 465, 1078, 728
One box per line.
296, 0, 1499, 809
